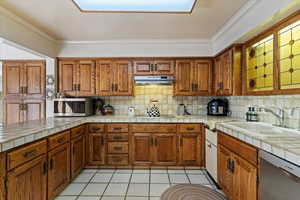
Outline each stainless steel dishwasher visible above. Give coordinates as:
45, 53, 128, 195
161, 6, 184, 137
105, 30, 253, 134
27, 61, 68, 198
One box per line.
260, 150, 300, 200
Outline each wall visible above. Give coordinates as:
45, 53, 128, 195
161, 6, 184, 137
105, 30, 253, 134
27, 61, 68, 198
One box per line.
99, 85, 208, 116
57, 40, 212, 58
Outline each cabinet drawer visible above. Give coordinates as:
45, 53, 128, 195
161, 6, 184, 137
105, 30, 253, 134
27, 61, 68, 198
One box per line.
8, 139, 47, 170
107, 124, 129, 133
218, 132, 258, 166
71, 125, 86, 139
108, 142, 128, 154
107, 154, 129, 165
48, 130, 70, 150
178, 124, 202, 133
131, 124, 176, 133
88, 124, 105, 133
107, 133, 128, 141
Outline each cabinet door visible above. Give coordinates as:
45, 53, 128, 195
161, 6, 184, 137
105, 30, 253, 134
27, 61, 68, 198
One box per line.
96, 60, 114, 95
153, 134, 177, 166
221, 51, 233, 96
174, 60, 193, 95
232, 154, 257, 200
178, 133, 202, 166
71, 135, 85, 179
4, 99, 23, 125
114, 61, 133, 96
193, 60, 212, 96
48, 143, 70, 200
23, 99, 45, 122
59, 61, 77, 96
154, 60, 175, 75
133, 61, 153, 75
214, 57, 223, 95
0, 153, 6, 200
24, 61, 45, 99
77, 61, 95, 96
3, 61, 23, 98
7, 155, 47, 200
131, 133, 153, 165
205, 141, 218, 181
87, 133, 106, 165
218, 145, 233, 199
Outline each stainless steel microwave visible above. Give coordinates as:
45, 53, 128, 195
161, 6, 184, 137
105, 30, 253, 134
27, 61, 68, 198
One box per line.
54, 98, 93, 117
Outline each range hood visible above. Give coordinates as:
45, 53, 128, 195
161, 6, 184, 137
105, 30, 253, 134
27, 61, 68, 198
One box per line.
134, 76, 174, 85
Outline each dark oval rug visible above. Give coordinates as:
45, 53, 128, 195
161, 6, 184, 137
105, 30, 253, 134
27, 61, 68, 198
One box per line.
160, 184, 227, 200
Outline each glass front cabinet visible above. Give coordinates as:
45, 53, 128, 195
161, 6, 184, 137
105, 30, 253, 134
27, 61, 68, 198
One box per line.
244, 15, 300, 95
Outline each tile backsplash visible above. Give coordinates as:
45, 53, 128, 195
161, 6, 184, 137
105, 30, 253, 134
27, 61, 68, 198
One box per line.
100, 85, 208, 116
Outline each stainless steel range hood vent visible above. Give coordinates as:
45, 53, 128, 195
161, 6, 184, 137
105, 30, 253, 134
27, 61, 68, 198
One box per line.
134, 76, 174, 85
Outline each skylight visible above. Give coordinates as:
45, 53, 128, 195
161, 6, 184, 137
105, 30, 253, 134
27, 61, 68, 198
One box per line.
72, 0, 197, 13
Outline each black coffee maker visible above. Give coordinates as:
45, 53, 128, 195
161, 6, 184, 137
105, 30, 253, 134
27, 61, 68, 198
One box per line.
207, 98, 229, 116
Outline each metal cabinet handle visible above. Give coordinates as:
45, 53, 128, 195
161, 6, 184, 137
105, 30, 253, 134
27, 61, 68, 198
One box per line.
78, 84, 80, 91
43, 162, 48, 175
155, 64, 158, 71
186, 127, 194, 131
113, 136, 123, 140
113, 127, 122, 130
150, 137, 154, 146
115, 84, 118, 91
155, 138, 157, 146
112, 84, 115, 92
57, 138, 65, 143
50, 158, 54, 170
231, 160, 235, 173
113, 146, 123, 151
23, 149, 37, 158
180, 137, 183, 146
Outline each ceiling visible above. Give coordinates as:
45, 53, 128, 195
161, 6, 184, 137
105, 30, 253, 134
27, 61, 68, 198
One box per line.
0, 0, 249, 41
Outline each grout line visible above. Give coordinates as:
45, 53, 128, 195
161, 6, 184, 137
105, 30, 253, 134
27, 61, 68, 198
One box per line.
74, 171, 98, 200
124, 171, 133, 199
99, 169, 117, 200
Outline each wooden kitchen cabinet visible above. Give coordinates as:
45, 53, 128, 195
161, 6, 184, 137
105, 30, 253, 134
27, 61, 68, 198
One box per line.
218, 132, 258, 200
87, 133, 106, 165
59, 60, 95, 96
178, 133, 202, 166
133, 59, 174, 75
48, 143, 70, 200
71, 135, 85, 179
174, 59, 212, 96
0, 153, 6, 200
152, 133, 177, 165
214, 46, 242, 96
131, 133, 153, 165
7, 155, 47, 200
3, 60, 45, 99
96, 60, 133, 96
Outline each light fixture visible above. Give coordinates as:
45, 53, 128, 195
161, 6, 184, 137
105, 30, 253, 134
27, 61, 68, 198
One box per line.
71, 0, 197, 13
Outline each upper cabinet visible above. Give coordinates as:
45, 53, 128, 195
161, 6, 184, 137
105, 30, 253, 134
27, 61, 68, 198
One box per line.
174, 59, 212, 96
214, 46, 242, 96
3, 61, 45, 99
133, 59, 174, 75
96, 60, 133, 96
244, 11, 300, 95
58, 60, 95, 96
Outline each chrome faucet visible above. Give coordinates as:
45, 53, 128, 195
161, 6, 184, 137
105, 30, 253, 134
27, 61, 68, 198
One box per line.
254, 106, 285, 127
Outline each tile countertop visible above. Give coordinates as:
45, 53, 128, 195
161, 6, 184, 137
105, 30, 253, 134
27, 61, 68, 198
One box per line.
216, 122, 300, 166
0, 115, 238, 152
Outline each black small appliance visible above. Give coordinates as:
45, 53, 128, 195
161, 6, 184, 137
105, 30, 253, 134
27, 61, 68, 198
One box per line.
207, 98, 229, 116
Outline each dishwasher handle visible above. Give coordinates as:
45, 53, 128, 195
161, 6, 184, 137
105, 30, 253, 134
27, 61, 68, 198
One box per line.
280, 167, 300, 182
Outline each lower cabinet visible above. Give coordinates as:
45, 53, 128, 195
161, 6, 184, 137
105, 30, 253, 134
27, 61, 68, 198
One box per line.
48, 143, 70, 200
71, 135, 85, 179
178, 133, 202, 166
7, 155, 47, 200
131, 133, 153, 165
218, 132, 258, 200
152, 133, 177, 165
87, 133, 106, 165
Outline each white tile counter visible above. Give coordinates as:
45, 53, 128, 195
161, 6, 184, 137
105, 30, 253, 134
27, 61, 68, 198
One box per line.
0, 115, 238, 152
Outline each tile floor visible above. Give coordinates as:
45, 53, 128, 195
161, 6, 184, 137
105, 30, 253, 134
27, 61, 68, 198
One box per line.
55, 167, 218, 200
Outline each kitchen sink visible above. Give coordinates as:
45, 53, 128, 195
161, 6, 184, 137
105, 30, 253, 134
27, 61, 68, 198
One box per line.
224, 122, 300, 138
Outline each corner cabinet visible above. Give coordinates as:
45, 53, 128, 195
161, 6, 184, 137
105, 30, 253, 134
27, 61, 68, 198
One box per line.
58, 60, 95, 96
214, 46, 242, 96
174, 59, 212, 96
218, 132, 258, 200
96, 60, 133, 96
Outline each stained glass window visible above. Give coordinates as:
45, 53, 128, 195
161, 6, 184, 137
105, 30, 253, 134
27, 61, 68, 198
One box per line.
246, 35, 274, 91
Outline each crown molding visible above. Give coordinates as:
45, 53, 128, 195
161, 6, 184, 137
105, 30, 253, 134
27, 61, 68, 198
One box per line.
0, 6, 57, 43
59, 39, 212, 45
212, 0, 258, 42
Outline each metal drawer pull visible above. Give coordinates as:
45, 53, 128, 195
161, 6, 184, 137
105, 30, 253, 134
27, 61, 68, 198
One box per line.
57, 138, 65, 143
186, 127, 194, 131
23, 149, 37, 158
112, 157, 123, 162
113, 146, 123, 151
113, 136, 123, 140
113, 127, 122, 130
92, 127, 102, 131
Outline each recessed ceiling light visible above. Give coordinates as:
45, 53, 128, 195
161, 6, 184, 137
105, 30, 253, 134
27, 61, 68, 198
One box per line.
71, 0, 197, 13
